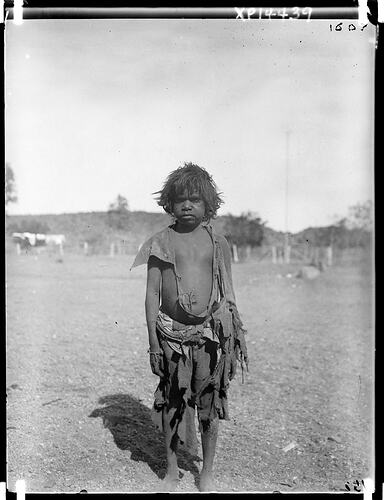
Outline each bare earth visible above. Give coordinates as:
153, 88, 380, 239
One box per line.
6, 251, 374, 493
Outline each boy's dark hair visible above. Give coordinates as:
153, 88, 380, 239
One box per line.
154, 162, 224, 221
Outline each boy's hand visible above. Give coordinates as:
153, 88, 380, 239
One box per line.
149, 351, 165, 377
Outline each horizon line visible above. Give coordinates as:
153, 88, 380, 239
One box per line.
5, 208, 351, 235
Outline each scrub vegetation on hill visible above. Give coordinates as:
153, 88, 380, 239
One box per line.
6, 205, 372, 257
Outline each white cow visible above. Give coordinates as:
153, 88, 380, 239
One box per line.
12, 232, 65, 255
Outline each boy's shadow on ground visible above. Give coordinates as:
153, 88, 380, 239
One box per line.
89, 394, 201, 486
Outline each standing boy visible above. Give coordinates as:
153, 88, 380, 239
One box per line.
131, 163, 248, 492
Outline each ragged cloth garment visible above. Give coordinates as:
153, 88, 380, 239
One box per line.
131, 223, 248, 449
153, 310, 222, 454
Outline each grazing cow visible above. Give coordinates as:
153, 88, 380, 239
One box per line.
12, 232, 65, 255
12, 232, 47, 246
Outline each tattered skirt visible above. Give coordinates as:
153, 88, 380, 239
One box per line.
151, 319, 230, 453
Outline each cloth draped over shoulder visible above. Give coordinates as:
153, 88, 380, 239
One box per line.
131, 224, 248, 445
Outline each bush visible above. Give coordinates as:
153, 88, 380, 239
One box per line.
224, 211, 265, 248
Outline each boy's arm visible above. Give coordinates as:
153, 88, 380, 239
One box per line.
145, 256, 162, 352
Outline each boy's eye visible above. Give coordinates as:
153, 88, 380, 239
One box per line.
175, 196, 201, 204
190, 195, 202, 202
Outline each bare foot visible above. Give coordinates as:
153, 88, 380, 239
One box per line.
199, 470, 216, 492
160, 473, 179, 492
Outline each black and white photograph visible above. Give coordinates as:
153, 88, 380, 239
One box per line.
5, 7, 375, 494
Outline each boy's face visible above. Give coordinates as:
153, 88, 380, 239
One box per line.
172, 189, 206, 228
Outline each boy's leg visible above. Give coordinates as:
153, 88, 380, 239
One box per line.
199, 418, 219, 491
163, 414, 179, 485
193, 340, 219, 492
160, 341, 180, 490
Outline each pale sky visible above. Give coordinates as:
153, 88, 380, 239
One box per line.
5, 19, 375, 232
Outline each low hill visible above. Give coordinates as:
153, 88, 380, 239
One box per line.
6, 210, 371, 255
6, 210, 286, 253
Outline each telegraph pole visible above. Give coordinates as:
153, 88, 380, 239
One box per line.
284, 129, 291, 264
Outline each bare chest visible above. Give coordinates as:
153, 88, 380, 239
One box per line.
172, 230, 213, 271
162, 228, 214, 317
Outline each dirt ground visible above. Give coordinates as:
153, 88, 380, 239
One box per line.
6, 249, 374, 493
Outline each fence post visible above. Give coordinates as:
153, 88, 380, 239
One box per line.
232, 244, 239, 263
83, 242, 89, 256
305, 244, 311, 261
245, 245, 251, 260
278, 247, 284, 264
326, 245, 333, 266
284, 245, 291, 264
110, 242, 115, 258
271, 246, 277, 264
16, 242, 21, 255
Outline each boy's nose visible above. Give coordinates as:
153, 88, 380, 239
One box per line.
182, 200, 192, 210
